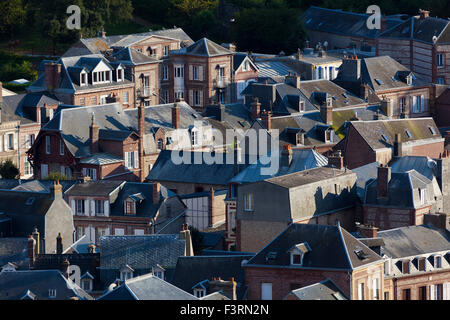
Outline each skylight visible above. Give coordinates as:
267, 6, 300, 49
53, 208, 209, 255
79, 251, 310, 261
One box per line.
374, 79, 384, 85
381, 134, 389, 142
405, 129, 412, 138
429, 126, 436, 135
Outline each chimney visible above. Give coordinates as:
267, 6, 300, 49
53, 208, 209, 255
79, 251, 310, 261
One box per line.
424, 212, 450, 230
89, 113, 99, 154
381, 99, 391, 118
394, 133, 402, 157
208, 278, 237, 300
51, 181, 63, 200
419, 9, 430, 20
208, 187, 215, 224
28, 235, 36, 268
99, 27, 106, 38
172, 103, 180, 129
153, 182, 161, 204
377, 164, 391, 198
61, 258, 70, 279
285, 72, 301, 89
251, 97, 261, 120
56, 233, 63, 254
328, 150, 344, 169
261, 110, 272, 131
360, 83, 369, 101
32, 228, 40, 255
281, 145, 293, 168
320, 96, 333, 125
357, 224, 379, 238
44, 63, 61, 91
296, 48, 302, 60
340, 57, 361, 81
179, 224, 194, 256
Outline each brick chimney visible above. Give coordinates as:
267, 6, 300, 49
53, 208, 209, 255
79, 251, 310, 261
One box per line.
208, 187, 215, 224
208, 278, 237, 300
424, 212, 450, 230
320, 96, 333, 125
179, 224, 194, 256
360, 83, 370, 101
340, 56, 361, 82
377, 164, 391, 198
419, 9, 430, 20
394, 133, 402, 157
32, 228, 40, 255
328, 150, 344, 169
44, 63, 61, 91
261, 110, 272, 131
251, 97, 261, 120
89, 113, 99, 154
381, 99, 392, 118
61, 258, 70, 278
28, 235, 36, 268
285, 72, 301, 89
281, 144, 293, 168
51, 181, 63, 200
172, 103, 180, 129
153, 182, 161, 204
56, 233, 63, 254
357, 224, 379, 238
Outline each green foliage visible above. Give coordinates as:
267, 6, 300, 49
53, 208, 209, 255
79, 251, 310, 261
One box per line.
0, 0, 26, 38
44, 172, 73, 181
0, 160, 20, 180
0, 51, 38, 83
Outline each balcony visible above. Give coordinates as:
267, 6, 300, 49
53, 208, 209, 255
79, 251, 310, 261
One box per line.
214, 76, 229, 89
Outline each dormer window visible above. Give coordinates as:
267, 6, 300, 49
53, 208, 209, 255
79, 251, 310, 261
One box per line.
80, 72, 87, 86
407, 75, 413, 85
48, 289, 57, 298
289, 242, 311, 266
117, 68, 123, 82
194, 288, 206, 298
435, 255, 442, 269
299, 100, 305, 112
124, 200, 136, 215
120, 265, 134, 281
402, 260, 410, 274
153, 265, 165, 280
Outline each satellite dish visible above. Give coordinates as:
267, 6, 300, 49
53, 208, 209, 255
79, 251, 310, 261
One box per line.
427, 159, 437, 169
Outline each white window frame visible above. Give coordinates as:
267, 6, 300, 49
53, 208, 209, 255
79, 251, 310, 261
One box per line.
59, 139, 64, 155
95, 200, 104, 216
123, 91, 129, 104
261, 283, 272, 300
194, 288, 206, 298
115, 228, 125, 236
175, 66, 184, 78
163, 45, 169, 57
45, 136, 51, 154
244, 193, 254, 211
117, 68, 123, 82
48, 289, 57, 298
163, 66, 169, 80
437, 53, 444, 68
193, 65, 199, 80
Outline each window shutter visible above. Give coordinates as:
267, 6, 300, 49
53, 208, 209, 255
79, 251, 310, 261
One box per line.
71, 199, 76, 215
199, 90, 204, 106
134, 151, 139, 169
13, 133, 18, 150
92, 169, 97, 181
443, 283, 449, 300
82, 168, 87, 176
4, 135, 8, 151
104, 200, 109, 216
189, 90, 194, 105
61, 166, 65, 175
189, 65, 193, 81
90, 200, 95, 216
84, 199, 89, 216
430, 285, 435, 300
199, 66, 204, 81
420, 95, 425, 112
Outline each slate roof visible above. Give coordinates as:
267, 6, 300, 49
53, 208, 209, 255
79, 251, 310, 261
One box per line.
380, 15, 450, 44
391, 156, 437, 181
230, 149, 328, 184
246, 223, 382, 270
352, 161, 380, 200
350, 118, 442, 151
0, 180, 76, 194
99, 234, 186, 270
2, 94, 46, 125
65, 180, 124, 197
112, 47, 161, 66
171, 255, 253, 299
255, 61, 295, 78
0, 238, 29, 268
202, 103, 253, 137
99, 273, 197, 300
0, 270, 93, 300
148, 150, 251, 185
79, 153, 124, 165
173, 38, 232, 57
287, 279, 348, 300
302, 6, 403, 40
378, 225, 450, 258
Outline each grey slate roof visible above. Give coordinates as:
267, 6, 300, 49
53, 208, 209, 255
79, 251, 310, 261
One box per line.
99, 273, 197, 300
173, 38, 232, 57
378, 225, 450, 258
302, 6, 403, 40
247, 223, 382, 270
99, 234, 186, 271
65, 180, 124, 197
79, 153, 124, 165
350, 118, 442, 151
255, 61, 295, 78
287, 279, 348, 300
148, 150, 251, 185
0, 270, 93, 300
352, 161, 380, 201
391, 156, 436, 181
171, 255, 253, 300
0, 238, 29, 268
113, 47, 161, 66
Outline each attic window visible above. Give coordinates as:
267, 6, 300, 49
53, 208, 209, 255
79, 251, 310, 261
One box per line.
332, 96, 337, 100
374, 79, 384, 85
80, 73, 86, 85
405, 129, 413, 138
381, 134, 389, 143
429, 126, 436, 135
124, 200, 136, 215
342, 93, 348, 99
354, 247, 370, 261
26, 197, 35, 205
265, 251, 278, 262
48, 289, 57, 298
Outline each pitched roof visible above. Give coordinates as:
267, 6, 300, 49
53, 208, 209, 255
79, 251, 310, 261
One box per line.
113, 47, 161, 66
378, 225, 450, 258
247, 224, 382, 270
0, 238, 29, 268
173, 38, 232, 57
0, 270, 93, 300
99, 234, 186, 270
391, 156, 437, 181
350, 118, 442, 151
302, 6, 403, 40
286, 279, 348, 300
65, 180, 124, 197
99, 273, 197, 300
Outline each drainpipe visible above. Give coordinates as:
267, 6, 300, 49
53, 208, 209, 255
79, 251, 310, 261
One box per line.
17, 124, 21, 179
348, 271, 352, 300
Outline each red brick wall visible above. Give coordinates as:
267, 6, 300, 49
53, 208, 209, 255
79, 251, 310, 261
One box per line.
363, 205, 432, 230
393, 269, 450, 300
344, 124, 377, 169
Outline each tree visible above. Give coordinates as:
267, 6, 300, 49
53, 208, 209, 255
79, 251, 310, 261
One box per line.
0, 160, 20, 179
44, 172, 72, 181
0, 0, 26, 38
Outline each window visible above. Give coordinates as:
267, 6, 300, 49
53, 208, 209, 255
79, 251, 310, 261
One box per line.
6, 133, 14, 150
299, 100, 305, 112
175, 66, 184, 78
154, 270, 164, 279
318, 67, 323, 79
261, 283, 272, 300
120, 271, 133, 281
403, 288, 411, 300
76, 226, 85, 240
435, 284, 443, 300
358, 283, 365, 300
125, 151, 138, 169
83, 168, 97, 181
24, 159, 33, 176
100, 95, 108, 105
419, 188, 427, 205
193, 90, 201, 106
95, 200, 104, 216
41, 164, 48, 179
81, 279, 92, 292
163, 90, 169, 103
435, 256, 442, 268
163, 45, 169, 57
405, 129, 412, 138
117, 69, 123, 81
79, 97, 86, 106
191, 130, 198, 146
437, 53, 444, 67
402, 260, 410, 274
44, 136, 50, 154
81, 73, 86, 85
48, 289, 56, 298
163, 66, 169, 80
193, 66, 199, 80
134, 229, 145, 235
399, 97, 406, 113
437, 77, 445, 85
419, 286, 427, 300
412, 95, 425, 113
125, 201, 136, 215
175, 91, 184, 100
291, 254, 302, 265
418, 257, 426, 271
373, 278, 380, 300
123, 91, 129, 104
91, 96, 97, 105
244, 193, 254, 211
59, 140, 64, 155
429, 126, 437, 135
76, 199, 85, 215
194, 288, 206, 298
115, 228, 125, 236
218, 67, 225, 78
157, 139, 163, 150
93, 72, 98, 82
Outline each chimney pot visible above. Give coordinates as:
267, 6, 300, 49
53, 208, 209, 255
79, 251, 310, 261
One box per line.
56, 232, 63, 254
153, 183, 161, 204
377, 165, 391, 198
172, 103, 180, 129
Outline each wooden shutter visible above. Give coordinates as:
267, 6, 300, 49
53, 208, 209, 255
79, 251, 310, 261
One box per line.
199, 66, 204, 81
13, 133, 18, 150
443, 283, 449, 300
91, 200, 95, 216
430, 285, 435, 300
104, 200, 109, 217
4, 135, 7, 151
199, 90, 204, 106
92, 169, 97, 181
189, 65, 193, 81
71, 199, 76, 215
189, 90, 194, 105
134, 151, 139, 168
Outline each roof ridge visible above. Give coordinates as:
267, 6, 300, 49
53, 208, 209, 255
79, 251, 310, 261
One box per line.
337, 225, 353, 270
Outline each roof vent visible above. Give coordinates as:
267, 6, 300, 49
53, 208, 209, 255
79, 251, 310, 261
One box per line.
265, 252, 278, 262
354, 246, 370, 261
